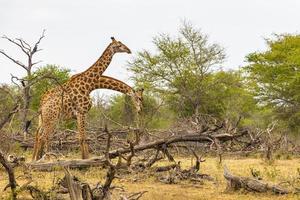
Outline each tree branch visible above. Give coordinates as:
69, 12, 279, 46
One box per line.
0, 50, 27, 70
0, 151, 17, 199
2, 35, 30, 55
32, 29, 46, 55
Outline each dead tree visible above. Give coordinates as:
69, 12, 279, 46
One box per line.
0, 30, 45, 140
0, 151, 17, 199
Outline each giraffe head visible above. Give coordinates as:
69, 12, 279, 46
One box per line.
129, 88, 144, 113
109, 37, 131, 54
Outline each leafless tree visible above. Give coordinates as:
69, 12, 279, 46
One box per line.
0, 30, 45, 140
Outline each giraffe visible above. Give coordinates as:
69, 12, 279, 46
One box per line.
32, 37, 142, 161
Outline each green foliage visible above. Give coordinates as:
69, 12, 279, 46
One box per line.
245, 34, 300, 133
0, 85, 22, 132
241, 106, 274, 129
30, 65, 71, 111
108, 95, 134, 126
139, 94, 175, 129
165, 70, 257, 123
0, 85, 17, 121
129, 22, 255, 125
87, 94, 108, 129
205, 70, 257, 122
108, 94, 174, 129
129, 21, 226, 117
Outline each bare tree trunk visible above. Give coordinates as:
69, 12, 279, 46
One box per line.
0, 30, 45, 140
0, 151, 17, 200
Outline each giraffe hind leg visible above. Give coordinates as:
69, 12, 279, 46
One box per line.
32, 127, 47, 161
32, 122, 55, 161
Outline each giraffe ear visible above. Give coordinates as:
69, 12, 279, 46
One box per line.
111, 37, 116, 42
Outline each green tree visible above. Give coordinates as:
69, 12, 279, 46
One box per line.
108, 95, 135, 126
108, 94, 174, 129
129, 22, 226, 117
30, 65, 71, 111
205, 70, 257, 124
87, 93, 109, 129
245, 34, 300, 132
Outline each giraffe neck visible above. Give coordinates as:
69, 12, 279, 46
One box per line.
86, 44, 114, 76
89, 75, 134, 95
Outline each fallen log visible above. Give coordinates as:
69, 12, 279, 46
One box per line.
29, 130, 247, 171
224, 165, 289, 194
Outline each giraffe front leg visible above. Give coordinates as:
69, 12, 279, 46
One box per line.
77, 113, 89, 159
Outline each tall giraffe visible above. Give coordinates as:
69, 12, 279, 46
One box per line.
32, 37, 141, 161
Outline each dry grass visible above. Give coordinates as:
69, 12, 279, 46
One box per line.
0, 155, 299, 200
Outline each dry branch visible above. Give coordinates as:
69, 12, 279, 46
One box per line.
57, 127, 121, 200
29, 129, 247, 171
0, 151, 17, 199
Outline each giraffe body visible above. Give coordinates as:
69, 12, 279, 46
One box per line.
32, 38, 143, 161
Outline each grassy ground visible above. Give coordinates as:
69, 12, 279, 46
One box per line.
0, 155, 299, 200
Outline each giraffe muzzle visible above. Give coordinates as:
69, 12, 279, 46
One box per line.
126, 48, 132, 54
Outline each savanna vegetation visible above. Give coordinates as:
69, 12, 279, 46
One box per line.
0, 22, 299, 200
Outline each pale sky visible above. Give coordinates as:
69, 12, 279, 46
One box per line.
1, 0, 300, 95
